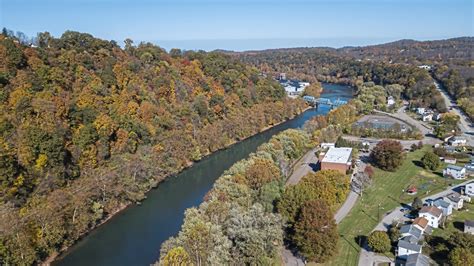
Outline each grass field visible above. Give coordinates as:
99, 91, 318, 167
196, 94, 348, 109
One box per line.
326, 146, 468, 266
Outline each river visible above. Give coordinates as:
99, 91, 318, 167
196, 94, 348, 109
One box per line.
53, 83, 353, 266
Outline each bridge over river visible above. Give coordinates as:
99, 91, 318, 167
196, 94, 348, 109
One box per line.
303, 95, 348, 107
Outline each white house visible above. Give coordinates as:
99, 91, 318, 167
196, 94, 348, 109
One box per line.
465, 220, 474, 234
465, 182, 474, 197
422, 112, 433, 122
432, 198, 453, 216
445, 192, 464, 210
444, 157, 457, 164
447, 136, 467, 147
416, 107, 426, 115
387, 96, 395, 106
418, 206, 443, 228
397, 239, 422, 258
443, 165, 466, 179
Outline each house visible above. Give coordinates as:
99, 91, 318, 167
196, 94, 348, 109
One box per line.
405, 253, 431, 266
444, 157, 457, 164
465, 220, 474, 234
320, 147, 352, 174
432, 198, 453, 216
387, 96, 396, 106
433, 112, 442, 121
422, 112, 433, 122
444, 146, 457, 154
400, 224, 423, 240
444, 192, 464, 210
465, 182, 474, 197
418, 65, 432, 70
447, 136, 467, 147
416, 107, 426, 115
320, 143, 335, 150
397, 239, 422, 258
412, 217, 432, 234
443, 165, 466, 179
418, 206, 443, 228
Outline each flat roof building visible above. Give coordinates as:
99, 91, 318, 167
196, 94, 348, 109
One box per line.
320, 147, 352, 174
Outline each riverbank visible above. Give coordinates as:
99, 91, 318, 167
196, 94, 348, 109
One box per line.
48, 105, 311, 265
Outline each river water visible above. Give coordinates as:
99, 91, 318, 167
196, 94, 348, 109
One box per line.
54, 83, 353, 266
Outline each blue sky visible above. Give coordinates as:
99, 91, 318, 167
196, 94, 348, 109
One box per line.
1, 0, 473, 51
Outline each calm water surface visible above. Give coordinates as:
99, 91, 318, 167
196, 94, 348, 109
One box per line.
54, 83, 353, 266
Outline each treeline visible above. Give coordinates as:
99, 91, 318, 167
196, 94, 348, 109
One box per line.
236, 47, 448, 111
0, 30, 306, 264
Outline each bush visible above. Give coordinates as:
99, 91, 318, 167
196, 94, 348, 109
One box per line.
367, 231, 391, 253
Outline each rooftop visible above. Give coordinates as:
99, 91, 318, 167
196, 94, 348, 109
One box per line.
405, 253, 431, 266
413, 217, 428, 229
446, 164, 465, 171
466, 220, 474, 227
321, 147, 352, 164
433, 198, 451, 209
398, 240, 422, 252
419, 206, 443, 217
400, 224, 423, 239
446, 192, 462, 203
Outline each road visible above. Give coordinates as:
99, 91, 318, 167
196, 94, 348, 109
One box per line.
286, 148, 317, 185
358, 180, 473, 266
433, 79, 474, 146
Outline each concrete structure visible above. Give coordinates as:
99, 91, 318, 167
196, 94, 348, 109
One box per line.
447, 136, 467, 147
418, 206, 443, 228
320, 147, 352, 174
320, 143, 335, 150
445, 192, 464, 210
397, 239, 422, 258
443, 165, 466, 179
465, 182, 474, 197
432, 198, 453, 216
465, 220, 474, 234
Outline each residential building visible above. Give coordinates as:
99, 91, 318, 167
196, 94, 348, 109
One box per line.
447, 136, 467, 147
432, 198, 453, 216
444, 157, 457, 164
443, 165, 466, 179
397, 239, 422, 258
320, 147, 352, 174
418, 206, 443, 228
400, 224, 423, 240
433, 112, 442, 121
412, 217, 432, 234
418, 65, 431, 70
405, 253, 431, 266
465, 182, 474, 197
465, 220, 474, 234
444, 192, 464, 210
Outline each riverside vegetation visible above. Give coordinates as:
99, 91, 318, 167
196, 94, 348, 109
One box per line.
0, 30, 307, 264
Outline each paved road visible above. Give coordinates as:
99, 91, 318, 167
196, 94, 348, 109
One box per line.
358, 180, 473, 266
433, 79, 474, 146
286, 148, 317, 185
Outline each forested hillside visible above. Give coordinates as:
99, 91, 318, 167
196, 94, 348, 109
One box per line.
0, 31, 305, 264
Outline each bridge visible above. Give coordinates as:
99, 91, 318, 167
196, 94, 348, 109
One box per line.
302, 96, 348, 107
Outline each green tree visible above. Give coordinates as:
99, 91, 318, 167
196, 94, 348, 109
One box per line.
370, 140, 404, 171
293, 200, 338, 263
448, 247, 474, 266
160, 247, 192, 266
367, 231, 391, 253
412, 197, 423, 210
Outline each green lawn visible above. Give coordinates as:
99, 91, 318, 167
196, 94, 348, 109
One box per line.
326, 146, 470, 266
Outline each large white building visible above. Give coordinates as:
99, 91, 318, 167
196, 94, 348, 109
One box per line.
443, 165, 466, 179
418, 206, 443, 228
320, 147, 353, 174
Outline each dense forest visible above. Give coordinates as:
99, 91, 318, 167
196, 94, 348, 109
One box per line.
0, 30, 306, 264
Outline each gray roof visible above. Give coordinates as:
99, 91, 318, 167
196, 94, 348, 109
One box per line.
446, 164, 465, 171
433, 198, 451, 208
405, 253, 431, 266
466, 220, 474, 227
400, 225, 423, 239
446, 192, 462, 203
401, 235, 419, 244
398, 240, 422, 252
